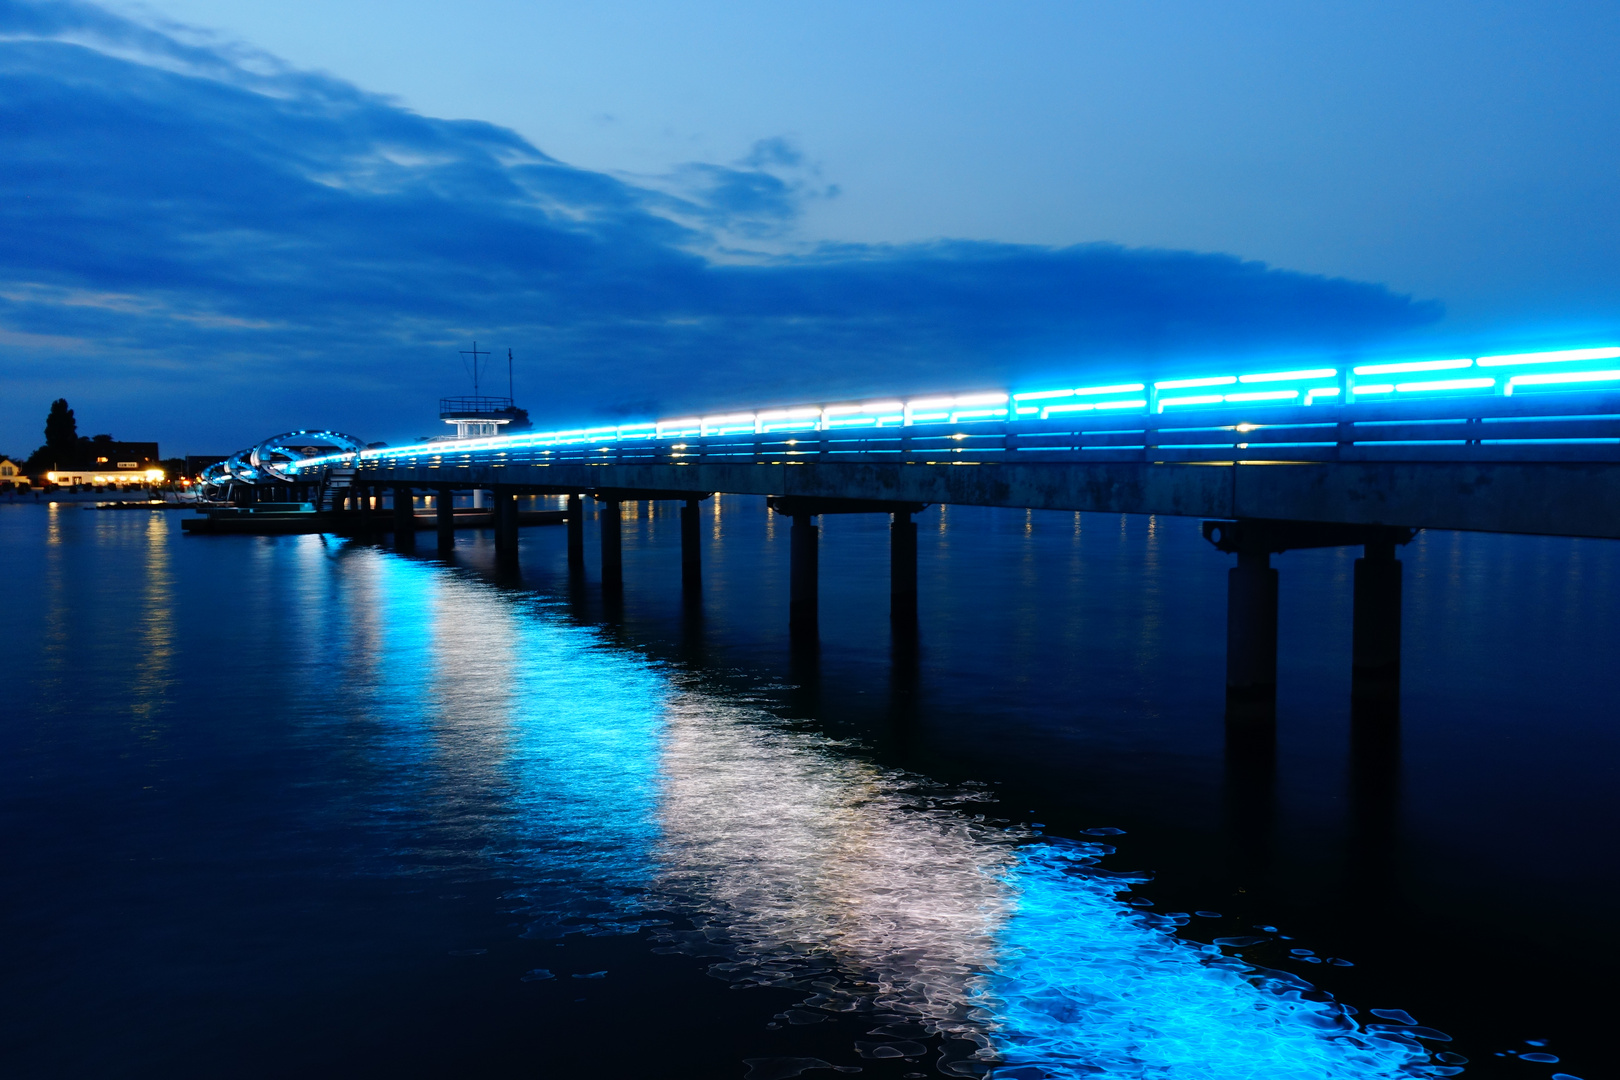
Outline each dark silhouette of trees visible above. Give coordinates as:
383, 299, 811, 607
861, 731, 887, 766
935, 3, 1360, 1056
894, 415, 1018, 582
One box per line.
26, 399, 98, 473
44, 399, 77, 455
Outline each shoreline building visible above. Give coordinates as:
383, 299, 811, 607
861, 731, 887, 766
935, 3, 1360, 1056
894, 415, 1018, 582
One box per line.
0, 457, 28, 489
44, 439, 164, 488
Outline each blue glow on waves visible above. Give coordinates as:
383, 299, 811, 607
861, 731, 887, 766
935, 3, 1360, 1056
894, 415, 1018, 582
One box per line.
299, 545, 1454, 1078
984, 841, 1440, 1078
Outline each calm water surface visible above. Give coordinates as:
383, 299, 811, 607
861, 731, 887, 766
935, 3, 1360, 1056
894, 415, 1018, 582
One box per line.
1, 498, 1614, 1079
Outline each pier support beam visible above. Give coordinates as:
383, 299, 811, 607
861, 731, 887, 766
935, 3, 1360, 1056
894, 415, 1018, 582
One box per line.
599, 498, 622, 591
1203, 519, 1417, 722
503, 490, 521, 553
1225, 549, 1279, 717
567, 494, 584, 571
436, 487, 455, 553
1352, 541, 1403, 706
890, 510, 918, 626
789, 513, 818, 638
392, 485, 416, 550
354, 485, 373, 536
588, 489, 713, 592
493, 487, 518, 557
770, 497, 928, 641
681, 497, 702, 591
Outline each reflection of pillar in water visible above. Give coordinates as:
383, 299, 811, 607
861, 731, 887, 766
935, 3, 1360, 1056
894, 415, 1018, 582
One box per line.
436, 487, 455, 553
600, 499, 622, 591
1223, 714, 1276, 892
681, 497, 701, 592
1346, 701, 1401, 900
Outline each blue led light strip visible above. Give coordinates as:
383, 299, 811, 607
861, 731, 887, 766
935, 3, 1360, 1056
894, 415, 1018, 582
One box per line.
285, 344, 1620, 471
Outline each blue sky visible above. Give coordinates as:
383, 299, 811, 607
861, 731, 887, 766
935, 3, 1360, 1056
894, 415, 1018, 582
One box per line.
2, 0, 1616, 454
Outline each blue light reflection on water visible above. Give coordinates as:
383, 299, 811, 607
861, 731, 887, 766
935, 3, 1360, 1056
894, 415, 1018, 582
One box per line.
229, 542, 1451, 1077
0, 505, 1566, 1077
986, 843, 1437, 1079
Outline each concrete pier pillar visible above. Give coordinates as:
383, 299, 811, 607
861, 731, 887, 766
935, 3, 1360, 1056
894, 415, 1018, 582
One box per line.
504, 491, 521, 552
472, 488, 488, 509
600, 499, 622, 590
790, 513, 819, 637
392, 485, 416, 549
566, 494, 584, 570
354, 485, 373, 535
1352, 541, 1403, 705
436, 488, 455, 553
681, 497, 701, 590
493, 488, 519, 557
890, 511, 917, 625
490, 489, 507, 553
1226, 548, 1279, 718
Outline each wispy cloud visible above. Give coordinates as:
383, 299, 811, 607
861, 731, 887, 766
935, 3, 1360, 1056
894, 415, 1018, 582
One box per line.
0, 0, 1439, 447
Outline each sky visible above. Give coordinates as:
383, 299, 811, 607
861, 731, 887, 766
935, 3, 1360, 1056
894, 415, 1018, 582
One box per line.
2, 0, 1617, 456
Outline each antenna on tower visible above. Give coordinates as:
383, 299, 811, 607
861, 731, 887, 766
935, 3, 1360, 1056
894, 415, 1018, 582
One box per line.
507, 348, 514, 400
460, 341, 489, 396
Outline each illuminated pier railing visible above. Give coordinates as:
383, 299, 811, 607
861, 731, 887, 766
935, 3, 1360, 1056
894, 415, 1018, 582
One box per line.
287, 345, 1620, 476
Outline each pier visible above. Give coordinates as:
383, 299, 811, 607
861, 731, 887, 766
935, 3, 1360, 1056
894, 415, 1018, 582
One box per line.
195, 351, 1620, 722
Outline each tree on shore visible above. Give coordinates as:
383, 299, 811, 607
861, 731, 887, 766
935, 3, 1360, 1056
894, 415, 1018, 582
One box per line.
25, 399, 88, 473
45, 399, 76, 453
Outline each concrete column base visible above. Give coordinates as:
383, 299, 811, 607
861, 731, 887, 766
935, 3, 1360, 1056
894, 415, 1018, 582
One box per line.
890, 512, 917, 626
1226, 549, 1279, 720
790, 514, 818, 637
681, 497, 701, 590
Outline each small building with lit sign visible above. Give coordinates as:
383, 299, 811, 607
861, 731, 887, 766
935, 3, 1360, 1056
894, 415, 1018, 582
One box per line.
44, 440, 165, 488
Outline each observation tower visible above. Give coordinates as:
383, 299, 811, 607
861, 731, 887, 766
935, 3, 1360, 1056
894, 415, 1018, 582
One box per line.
438, 342, 527, 439
438, 395, 523, 439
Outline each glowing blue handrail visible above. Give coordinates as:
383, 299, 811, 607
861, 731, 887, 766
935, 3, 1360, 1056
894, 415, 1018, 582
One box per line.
280, 343, 1620, 474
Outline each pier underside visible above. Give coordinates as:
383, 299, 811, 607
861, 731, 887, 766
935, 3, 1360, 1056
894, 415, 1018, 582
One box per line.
359, 460, 1620, 539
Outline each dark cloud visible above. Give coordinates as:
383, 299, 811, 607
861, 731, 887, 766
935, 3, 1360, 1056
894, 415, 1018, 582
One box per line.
0, 0, 1440, 448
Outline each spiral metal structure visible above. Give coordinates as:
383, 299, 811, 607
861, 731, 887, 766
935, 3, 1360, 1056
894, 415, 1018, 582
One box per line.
249, 431, 366, 482
200, 430, 365, 491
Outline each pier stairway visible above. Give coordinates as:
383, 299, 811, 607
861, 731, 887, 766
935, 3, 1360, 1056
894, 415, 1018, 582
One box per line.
314, 466, 356, 511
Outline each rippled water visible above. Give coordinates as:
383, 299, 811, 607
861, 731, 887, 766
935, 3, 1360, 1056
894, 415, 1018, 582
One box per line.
1, 499, 1611, 1078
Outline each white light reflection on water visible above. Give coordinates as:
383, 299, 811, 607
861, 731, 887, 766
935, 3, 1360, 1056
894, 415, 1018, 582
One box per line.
345, 549, 1442, 1079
